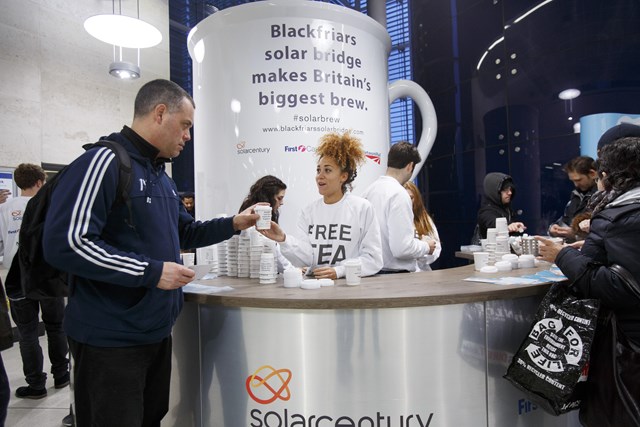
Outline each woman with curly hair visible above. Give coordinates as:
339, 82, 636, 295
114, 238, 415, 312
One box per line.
260, 132, 383, 279
404, 181, 441, 271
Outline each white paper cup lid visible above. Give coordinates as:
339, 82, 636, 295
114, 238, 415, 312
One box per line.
318, 279, 334, 287
301, 279, 321, 290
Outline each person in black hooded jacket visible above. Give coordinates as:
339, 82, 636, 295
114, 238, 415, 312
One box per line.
475, 172, 526, 239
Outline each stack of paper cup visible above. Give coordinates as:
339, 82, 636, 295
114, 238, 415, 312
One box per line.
496, 235, 509, 253
259, 251, 276, 284
237, 231, 251, 278
213, 213, 228, 275
495, 217, 509, 236
249, 229, 264, 279
226, 235, 239, 277
216, 240, 228, 275
485, 228, 497, 265
486, 228, 498, 244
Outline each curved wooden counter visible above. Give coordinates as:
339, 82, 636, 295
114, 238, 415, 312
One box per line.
168, 263, 578, 427
184, 263, 555, 309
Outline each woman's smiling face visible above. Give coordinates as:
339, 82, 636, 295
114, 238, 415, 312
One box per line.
316, 156, 348, 203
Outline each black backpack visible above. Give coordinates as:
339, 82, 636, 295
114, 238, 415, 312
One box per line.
16, 140, 133, 300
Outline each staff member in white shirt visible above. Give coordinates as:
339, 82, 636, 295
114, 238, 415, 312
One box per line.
362, 142, 434, 273
404, 181, 441, 271
260, 132, 383, 279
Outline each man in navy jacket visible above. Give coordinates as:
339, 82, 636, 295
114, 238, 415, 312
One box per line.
43, 79, 260, 426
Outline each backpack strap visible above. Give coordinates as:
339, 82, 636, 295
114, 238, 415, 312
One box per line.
610, 263, 640, 302
83, 140, 135, 230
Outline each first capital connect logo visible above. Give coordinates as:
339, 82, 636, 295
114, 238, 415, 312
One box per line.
246, 365, 292, 404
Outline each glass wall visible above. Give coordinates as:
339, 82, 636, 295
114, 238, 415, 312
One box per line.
412, 0, 640, 268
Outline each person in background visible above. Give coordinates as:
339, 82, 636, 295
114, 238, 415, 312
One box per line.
475, 172, 526, 240
0, 163, 69, 400
0, 277, 12, 427
361, 141, 432, 273
239, 175, 292, 272
537, 136, 640, 425
179, 192, 197, 260
41, 79, 260, 426
260, 131, 383, 279
0, 196, 8, 427
548, 156, 597, 242
180, 192, 195, 218
404, 181, 441, 271
565, 123, 640, 239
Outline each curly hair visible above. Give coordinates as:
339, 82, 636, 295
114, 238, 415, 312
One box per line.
14, 163, 46, 190
570, 211, 591, 241
404, 181, 434, 237
588, 137, 640, 215
239, 175, 287, 223
315, 131, 366, 193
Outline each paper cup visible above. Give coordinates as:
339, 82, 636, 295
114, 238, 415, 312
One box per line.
254, 206, 272, 230
344, 259, 362, 285
181, 252, 195, 267
473, 252, 490, 271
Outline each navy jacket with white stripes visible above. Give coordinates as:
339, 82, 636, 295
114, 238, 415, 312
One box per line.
43, 128, 236, 347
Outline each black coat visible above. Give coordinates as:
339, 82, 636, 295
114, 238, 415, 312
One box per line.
0, 279, 13, 351
552, 186, 597, 228
555, 194, 640, 344
476, 172, 518, 239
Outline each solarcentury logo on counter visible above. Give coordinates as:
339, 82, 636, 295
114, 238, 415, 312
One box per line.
245, 365, 435, 427
246, 365, 292, 405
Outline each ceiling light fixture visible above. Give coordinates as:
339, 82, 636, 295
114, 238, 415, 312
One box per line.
84, 0, 161, 80
84, 0, 162, 49
109, 61, 140, 80
478, 0, 554, 71
108, 45, 141, 80
558, 88, 581, 100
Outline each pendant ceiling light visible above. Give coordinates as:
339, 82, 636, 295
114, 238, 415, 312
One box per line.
84, 0, 161, 79
84, 0, 162, 48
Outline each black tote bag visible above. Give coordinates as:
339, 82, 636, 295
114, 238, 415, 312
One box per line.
504, 283, 600, 415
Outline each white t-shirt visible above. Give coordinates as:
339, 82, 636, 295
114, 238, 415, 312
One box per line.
362, 176, 429, 272
0, 196, 30, 269
280, 192, 383, 278
415, 216, 442, 272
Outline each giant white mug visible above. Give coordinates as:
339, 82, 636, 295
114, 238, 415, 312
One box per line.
188, 0, 437, 232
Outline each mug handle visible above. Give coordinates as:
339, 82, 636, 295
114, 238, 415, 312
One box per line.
388, 80, 438, 180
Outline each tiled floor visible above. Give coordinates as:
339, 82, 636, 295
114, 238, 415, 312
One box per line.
2, 336, 71, 427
